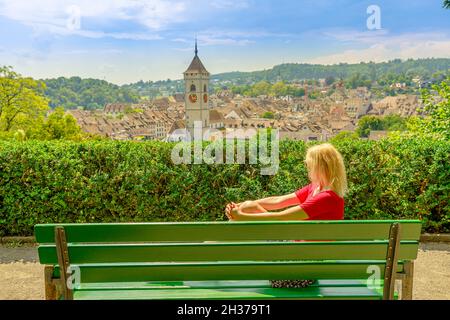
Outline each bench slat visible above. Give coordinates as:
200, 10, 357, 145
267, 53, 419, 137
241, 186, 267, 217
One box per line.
76, 279, 379, 290
66, 260, 397, 283
73, 286, 384, 300
34, 220, 422, 243
38, 241, 419, 264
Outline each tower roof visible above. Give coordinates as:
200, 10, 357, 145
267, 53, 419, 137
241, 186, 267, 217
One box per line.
184, 39, 209, 74
185, 55, 209, 74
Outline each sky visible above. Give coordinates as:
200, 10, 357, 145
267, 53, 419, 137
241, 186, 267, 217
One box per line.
0, 0, 449, 84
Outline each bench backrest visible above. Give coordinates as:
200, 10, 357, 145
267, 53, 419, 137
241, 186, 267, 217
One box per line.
35, 220, 421, 285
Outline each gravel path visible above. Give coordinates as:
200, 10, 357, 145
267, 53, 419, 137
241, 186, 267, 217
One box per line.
0, 243, 449, 300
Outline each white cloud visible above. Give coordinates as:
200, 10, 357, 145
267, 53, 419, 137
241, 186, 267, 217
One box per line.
0, 0, 186, 39
202, 29, 292, 39
173, 29, 291, 49
306, 29, 450, 64
210, 0, 249, 9
198, 34, 254, 46
26, 21, 163, 41
321, 28, 391, 43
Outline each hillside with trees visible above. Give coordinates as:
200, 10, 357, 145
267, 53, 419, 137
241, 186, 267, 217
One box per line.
228, 81, 305, 97
123, 58, 450, 98
3, 58, 449, 111
212, 58, 450, 84
43, 77, 140, 110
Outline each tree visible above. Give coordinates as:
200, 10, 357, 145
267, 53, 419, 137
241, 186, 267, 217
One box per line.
261, 111, 274, 119
287, 86, 305, 97
407, 77, 450, 140
330, 131, 359, 142
308, 91, 320, 100
270, 81, 288, 97
356, 115, 384, 137
444, 0, 450, 9
383, 114, 407, 131
325, 76, 336, 86
37, 107, 83, 140
345, 73, 372, 89
356, 114, 407, 138
252, 81, 272, 96
0, 66, 49, 132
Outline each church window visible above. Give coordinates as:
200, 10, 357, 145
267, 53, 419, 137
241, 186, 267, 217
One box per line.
190, 84, 196, 92
204, 84, 207, 92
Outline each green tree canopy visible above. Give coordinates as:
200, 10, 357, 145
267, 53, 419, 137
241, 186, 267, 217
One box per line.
407, 77, 450, 140
228, 81, 305, 98
252, 81, 272, 96
270, 81, 288, 96
44, 77, 140, 110
0, 66, 49, 133
325, 76, 336, 86
356, 116, 383, 137
356, 114, 407, 138
37, 107, 83, 140
330, 130, 359, 142
261, 111, 275, 119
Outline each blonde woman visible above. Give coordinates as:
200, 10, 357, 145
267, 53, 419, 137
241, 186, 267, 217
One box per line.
225, 143, 348, 288
225, 143, 347, 221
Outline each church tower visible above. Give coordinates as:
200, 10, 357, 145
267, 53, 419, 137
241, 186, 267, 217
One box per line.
184, 40, 209, 138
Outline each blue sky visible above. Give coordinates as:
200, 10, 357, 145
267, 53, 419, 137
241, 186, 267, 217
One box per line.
0, 0, 449, 84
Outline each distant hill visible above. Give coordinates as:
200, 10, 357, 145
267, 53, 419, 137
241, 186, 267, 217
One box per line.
43, 77, 139, 110
42, 58, 450, 109
124, 58, 450, 98
211, 58, 450, 84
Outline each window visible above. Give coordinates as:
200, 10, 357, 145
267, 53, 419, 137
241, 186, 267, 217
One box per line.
204, 84, 207, 92
190, 84, 196, 92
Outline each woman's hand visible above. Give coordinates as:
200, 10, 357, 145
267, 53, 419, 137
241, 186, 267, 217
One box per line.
225, 202, 241, 221
225, 202, 234, 217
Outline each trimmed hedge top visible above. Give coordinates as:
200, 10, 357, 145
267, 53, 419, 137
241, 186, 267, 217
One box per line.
0, 137, 448, 236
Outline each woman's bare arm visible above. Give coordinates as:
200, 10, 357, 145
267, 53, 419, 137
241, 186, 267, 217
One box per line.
253, 193, 300, 211
225, 193, 299, 215
227, 204, 309, 221
238, 201, 267, 213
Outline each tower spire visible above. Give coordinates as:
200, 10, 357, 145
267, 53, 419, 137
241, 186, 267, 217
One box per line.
195, 37, 198, 56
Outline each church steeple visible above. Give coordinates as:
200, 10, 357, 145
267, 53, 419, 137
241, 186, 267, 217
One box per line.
195, 38, 198, 56
183, 38, 210, 138
184, 40, 209, 74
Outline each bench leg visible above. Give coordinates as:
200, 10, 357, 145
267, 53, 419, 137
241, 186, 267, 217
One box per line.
401, 261, 414, 300
44, 265, 57, 300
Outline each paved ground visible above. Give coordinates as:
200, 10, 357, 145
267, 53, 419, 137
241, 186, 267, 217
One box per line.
0, 243, 449, 300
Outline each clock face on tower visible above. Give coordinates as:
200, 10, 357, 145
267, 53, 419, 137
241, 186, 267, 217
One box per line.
203, 94, 208, 103
189, 93, 197, 103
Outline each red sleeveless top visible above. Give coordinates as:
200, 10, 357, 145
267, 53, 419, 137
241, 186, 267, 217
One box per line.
295, 184, 344, 220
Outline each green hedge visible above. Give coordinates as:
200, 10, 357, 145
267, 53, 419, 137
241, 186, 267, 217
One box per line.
0, 137, 448, 236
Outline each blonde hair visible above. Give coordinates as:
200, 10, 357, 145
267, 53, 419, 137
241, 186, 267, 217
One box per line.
305, 143, 348, 197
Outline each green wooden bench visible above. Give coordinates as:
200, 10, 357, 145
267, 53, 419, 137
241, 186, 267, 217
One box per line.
35, 220, 421, 300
